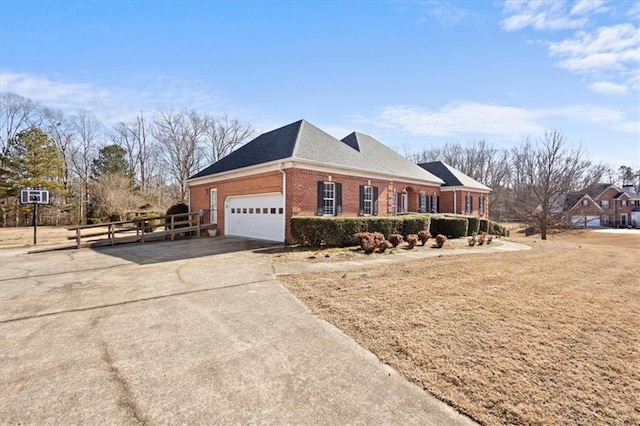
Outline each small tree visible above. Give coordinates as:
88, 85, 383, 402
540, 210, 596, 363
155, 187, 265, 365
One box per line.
512, 130, 596, 240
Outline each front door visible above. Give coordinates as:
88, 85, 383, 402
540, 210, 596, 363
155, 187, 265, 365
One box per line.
210, 189, 218, 224
621, 213, 627, 226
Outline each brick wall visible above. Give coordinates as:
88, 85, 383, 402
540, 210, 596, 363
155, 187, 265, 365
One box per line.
189, 171, 283, 236
440, 190, 489, 218
189, 167, 491, 243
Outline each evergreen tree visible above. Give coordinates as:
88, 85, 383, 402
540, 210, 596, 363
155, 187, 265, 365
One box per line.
91, 144, 133, 180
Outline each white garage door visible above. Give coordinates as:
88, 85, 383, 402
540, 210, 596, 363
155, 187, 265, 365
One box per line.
571, 215, 601, 227
226, 193, 284, 242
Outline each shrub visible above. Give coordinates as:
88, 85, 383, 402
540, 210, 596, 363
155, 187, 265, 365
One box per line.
142, 212, 162, 232
388, 234, 404, 247
435, 234, 447, 248
406, 234, 418, 249
430, 215, 468, 239
400, 215, 431, 236
87, 217, 101, 225
477, 232, 486, 245
377, 240, 392, 253
361, 217, 403, 237
488, 220, 510, 237
359, 234, 377, 254
166, 203, 190, 229
418, 230, 431, 246
468, 235, 477, 246
467, 216, 480, 236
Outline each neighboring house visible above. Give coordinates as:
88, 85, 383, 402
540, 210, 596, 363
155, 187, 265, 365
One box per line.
565, 183, 640, 228
418, 161, 491, 218
187, 120, 491, 243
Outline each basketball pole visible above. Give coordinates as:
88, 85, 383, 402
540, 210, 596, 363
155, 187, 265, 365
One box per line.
33, 203, 38, 245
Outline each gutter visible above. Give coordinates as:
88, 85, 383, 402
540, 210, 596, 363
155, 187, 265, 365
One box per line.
278, 162, 287, 241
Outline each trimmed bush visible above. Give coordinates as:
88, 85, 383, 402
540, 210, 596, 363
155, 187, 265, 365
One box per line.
360, 217, 403, 237
166, 203, 190, 229
488, 220, 510, 237
400, 215, 431, 237
388, 234, 404, 247
418, 230, 431, 246
430, 215, 468, 239
435, 234, 447, 248
377, 240, 392, 253
468, 235, 477, 246
406, 234, 418, 249
291, 216, 433, 247
467, 216, 480, 236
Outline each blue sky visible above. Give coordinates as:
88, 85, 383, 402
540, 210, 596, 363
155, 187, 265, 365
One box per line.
1, 0, 639, 168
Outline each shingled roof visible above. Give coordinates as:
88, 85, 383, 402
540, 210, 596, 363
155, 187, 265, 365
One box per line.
417, 161, 491, 191
341, 132, 443, 184
190, 120, 443, 184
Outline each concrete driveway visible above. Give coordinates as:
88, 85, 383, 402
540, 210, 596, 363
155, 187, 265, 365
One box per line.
0, 237, 474, 425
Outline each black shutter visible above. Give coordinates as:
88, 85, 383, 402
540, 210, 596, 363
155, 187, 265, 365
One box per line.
470, 196, 473, 213
373, 187, 379, 216
336, 183, 342, 215
359, 185, 365, 216
317, 181, 324, 215
436, 196, 440, 213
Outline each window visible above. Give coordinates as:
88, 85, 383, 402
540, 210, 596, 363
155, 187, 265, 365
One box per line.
603, 215, 610, 225
601, 200, 610, 208
582, 199, 588, 206
231, 208, 236, 214
621, 200, 627, 207
242, 208, 247, 214
318, 181, 342, 216
270, 208, 276, 214
465, 195, 472, 215
391, 192, 398, 215
361, 185, 373, 215
279, 208, 284, 214
431, 195, 438, 213
249, 208, 254, 214
419, 194, 427, 213
479, 196, 485, 214
263, 208, 268, 214
323, 182, 335, 215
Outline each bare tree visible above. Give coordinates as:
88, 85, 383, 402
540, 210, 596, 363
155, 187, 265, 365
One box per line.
153, 109, 208, 202
0, 92, 41, 156
70, 109, 102, 223
112, 112, 157, 192
511, 130, 596, 240
203, 114, 254, 164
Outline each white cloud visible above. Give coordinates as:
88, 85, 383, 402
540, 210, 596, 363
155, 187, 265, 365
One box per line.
356, 101, 638, 140
589, 81, 629, 94
549, 24, 640, 73
570, 0, 607, 16
501, 0, 587, 31
0, 71, 226, 125
502, 1, 640, 92
417, 1, 468, 28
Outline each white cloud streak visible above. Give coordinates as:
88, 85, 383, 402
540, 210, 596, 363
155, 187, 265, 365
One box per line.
0, 72, 225, 124
589, 81, 629, 94
501, 0, 587, 31
356, 101, 639, 140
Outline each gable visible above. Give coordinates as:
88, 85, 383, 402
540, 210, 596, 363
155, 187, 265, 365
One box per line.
418, 161, 491, 192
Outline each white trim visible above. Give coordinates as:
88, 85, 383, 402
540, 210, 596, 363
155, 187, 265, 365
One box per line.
440, 186, 491, 194
187, 157, 444, 187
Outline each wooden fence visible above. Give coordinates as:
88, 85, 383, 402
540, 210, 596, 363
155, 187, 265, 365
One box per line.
66, 210, 215, 249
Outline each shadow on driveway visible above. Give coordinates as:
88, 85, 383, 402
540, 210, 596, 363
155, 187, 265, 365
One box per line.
90, 235, 281, 265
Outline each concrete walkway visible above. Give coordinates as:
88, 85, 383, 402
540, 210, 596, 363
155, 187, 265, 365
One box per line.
1, 237, 475, 425
273, 240, 531, 275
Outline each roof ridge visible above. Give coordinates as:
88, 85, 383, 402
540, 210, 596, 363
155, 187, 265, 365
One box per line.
290, 119, 305, 158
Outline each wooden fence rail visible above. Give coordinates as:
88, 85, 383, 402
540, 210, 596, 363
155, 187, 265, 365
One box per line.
66, 210, 215, 249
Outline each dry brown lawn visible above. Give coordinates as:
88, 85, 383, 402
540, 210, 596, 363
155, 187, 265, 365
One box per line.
0, 226, 72, 248
280, 231, 640, 425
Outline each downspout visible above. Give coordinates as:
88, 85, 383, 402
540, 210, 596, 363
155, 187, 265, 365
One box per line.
278, 162, 287, 243
453, 189, 457, 214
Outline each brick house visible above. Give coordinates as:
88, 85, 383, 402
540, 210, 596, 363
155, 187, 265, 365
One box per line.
187, 120, 491, 243
565, 183, 640, 228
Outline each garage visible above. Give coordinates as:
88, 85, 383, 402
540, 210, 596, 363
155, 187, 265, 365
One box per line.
225, 193, 285, 242
571, 215, 601, 228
